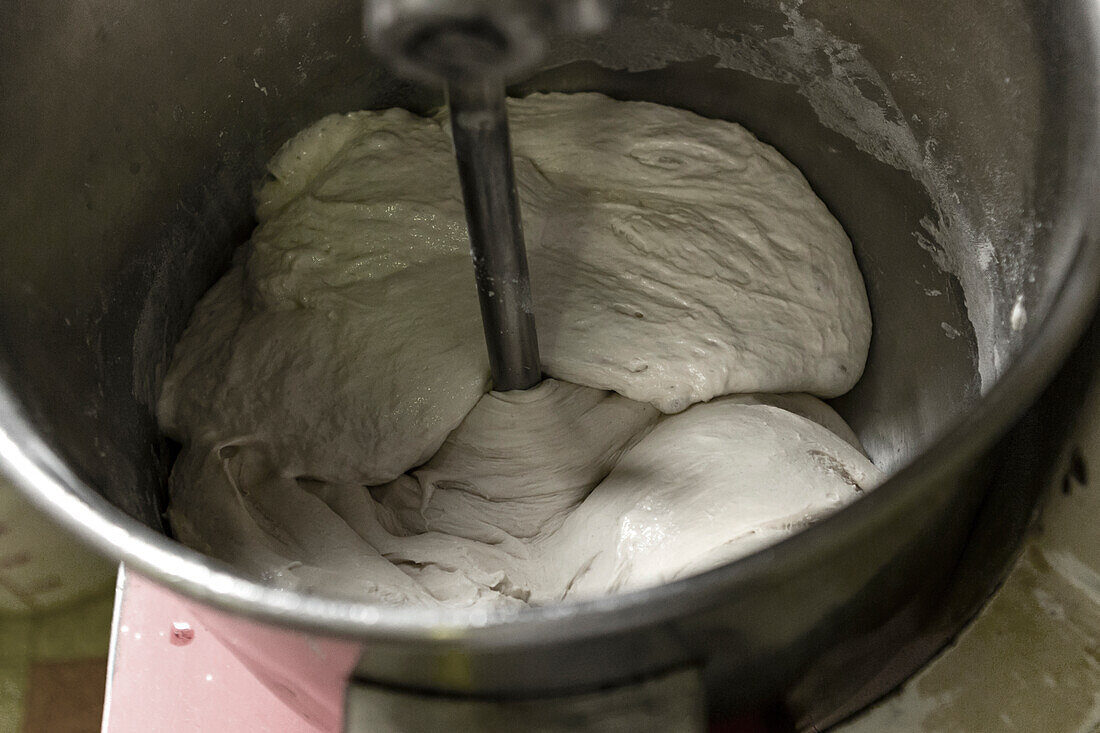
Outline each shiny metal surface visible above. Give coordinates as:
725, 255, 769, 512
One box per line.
1, 0, 1098, 724
447, 79, 542, 391
364, 0, 614, 84
346, 667, 705, 731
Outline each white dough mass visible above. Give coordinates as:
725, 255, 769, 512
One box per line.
159, 93, 879, 608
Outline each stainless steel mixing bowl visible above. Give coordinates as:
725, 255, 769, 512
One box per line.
1, 0, 1098, 726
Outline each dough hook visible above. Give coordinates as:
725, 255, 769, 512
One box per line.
364, 0, 614, 390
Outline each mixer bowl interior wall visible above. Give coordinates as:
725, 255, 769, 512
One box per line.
0, 1, 1076, 540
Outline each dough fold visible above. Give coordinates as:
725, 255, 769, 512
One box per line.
166, 391, 883, 607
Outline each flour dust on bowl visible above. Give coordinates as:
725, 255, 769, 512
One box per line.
0, 0, 1098, 728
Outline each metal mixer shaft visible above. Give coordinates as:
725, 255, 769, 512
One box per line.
364, 0, 613, 391
447, 79, 540, 390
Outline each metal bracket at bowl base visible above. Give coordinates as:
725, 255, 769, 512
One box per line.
346, 667, 706, 732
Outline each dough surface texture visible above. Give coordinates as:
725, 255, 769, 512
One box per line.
159, 93, 877, 608
168, 389, 883, 607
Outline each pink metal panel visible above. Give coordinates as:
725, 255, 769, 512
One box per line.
103, 567, 361, 733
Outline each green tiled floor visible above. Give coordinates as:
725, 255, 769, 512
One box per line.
0, 479, 115, 732
0, 590, 115, 732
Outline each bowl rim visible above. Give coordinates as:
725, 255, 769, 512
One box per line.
4, 211, 1097, 646
2, 42, 1099, 647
